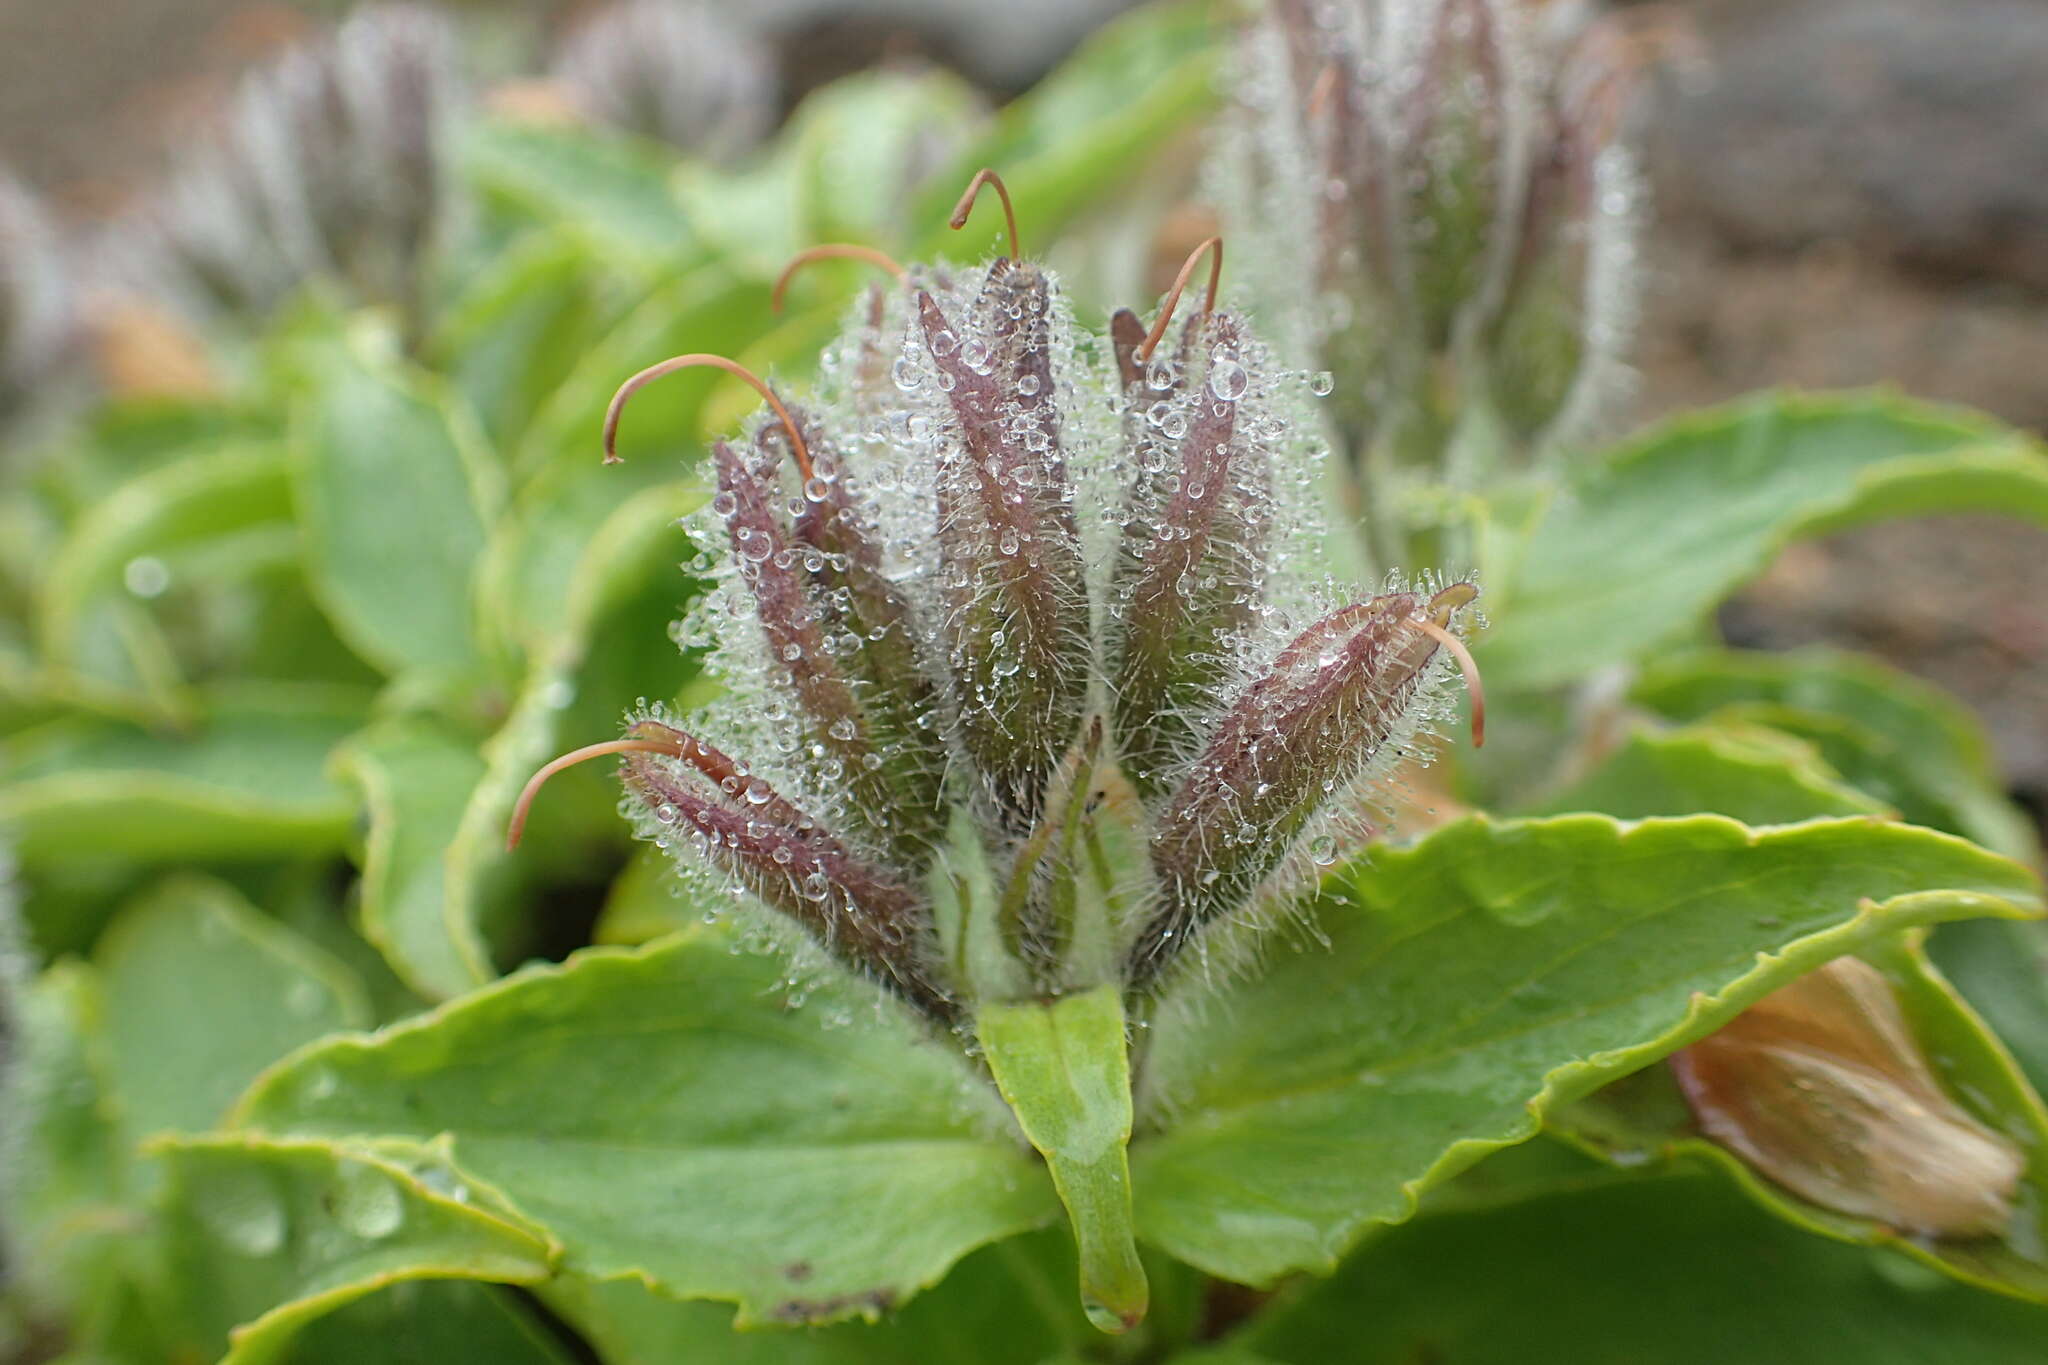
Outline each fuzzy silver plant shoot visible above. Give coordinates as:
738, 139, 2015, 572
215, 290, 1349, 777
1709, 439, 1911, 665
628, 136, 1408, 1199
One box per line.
502, 169, 1480, 1336
511, 170, 1482, 1027
1223, 0, 1643, 567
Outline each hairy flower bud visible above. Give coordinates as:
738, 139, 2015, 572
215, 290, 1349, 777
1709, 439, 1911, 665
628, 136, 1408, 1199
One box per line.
1672, 956, 2023, 1239
1223, 0, 1642, 495
918, 260, 1091, 830
1131, 582, 1476, 986
617, 721, 952, 1019
552, 0, 777, 161
1106, 310, 1273, 798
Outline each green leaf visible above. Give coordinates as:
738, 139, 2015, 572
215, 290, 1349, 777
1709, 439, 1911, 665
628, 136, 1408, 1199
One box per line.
35, 444, 292, 705
461, 120, 693, 266
429, 230, 618, 452
1526, 720, 1889, 823
1234, 1174, 2048, 1364
979, 986, 1148, 1334
911, 0, 1225, 261
1633, 647, 2040, 864
280, 1281, 576, 1365
544, 1231, 1101, 1365
510, 264, 768, 478
0, 961, 134, 1316
1556, 935, 2048, 1302
592, 844, 705, 946
1927, 916, 2048, 1102
0, 685, 366, 864
290, 320, 498, 681
150, 1137, 552, 1365
1481, 392, 2048, 688
97, 874, 370, 1143
788, 70, 990, 248
1129, 813, 2041, 1285
233, 933, 1058, 1325
331, 720, 495, 999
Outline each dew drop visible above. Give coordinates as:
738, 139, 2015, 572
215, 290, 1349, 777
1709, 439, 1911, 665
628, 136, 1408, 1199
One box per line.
124, 556, 170, 598
284, 978, 327, 1019
196, 1166, 287, 1257
332, 1163, 405, 1240
1310, 370, 1335, 396
1208, 356, 1249, 402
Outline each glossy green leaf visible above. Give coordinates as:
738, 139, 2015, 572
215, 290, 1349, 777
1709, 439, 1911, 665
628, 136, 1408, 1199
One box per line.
544, 1231, 1102, 1365
1556, 935, 2048, 1302
1527, 720, 1888, 823
234, 933, 1058, 1325
1129, 813, 2041, 1285
280, 1280, 575, 1365
150, 1137, 553, 1365
1633, 647, 2040, 864
290, 320, 498, 681
1481, 392, 2048, 688
98, 874, 370, 1143
332, 720, 495, 999
911, 0, 1224, 260
979, 986, 1148, 1333
0, 685, 365, 863
1235, 1174, 2048, 1364
462, 120, 693, 265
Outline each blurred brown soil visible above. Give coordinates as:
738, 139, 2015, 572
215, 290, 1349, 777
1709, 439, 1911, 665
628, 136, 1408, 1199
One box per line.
1631, 0, 2048, 811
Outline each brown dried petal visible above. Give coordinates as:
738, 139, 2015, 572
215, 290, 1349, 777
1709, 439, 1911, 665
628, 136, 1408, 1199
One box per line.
1672, 957, 2022, 1239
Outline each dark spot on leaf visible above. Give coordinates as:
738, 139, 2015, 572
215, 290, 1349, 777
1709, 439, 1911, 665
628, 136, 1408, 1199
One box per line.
768, 1288, 897, 1324
783, 1260, 814, 1282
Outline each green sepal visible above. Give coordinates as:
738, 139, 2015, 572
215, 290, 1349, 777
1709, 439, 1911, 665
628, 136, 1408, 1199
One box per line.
977, 986, 1148, 1334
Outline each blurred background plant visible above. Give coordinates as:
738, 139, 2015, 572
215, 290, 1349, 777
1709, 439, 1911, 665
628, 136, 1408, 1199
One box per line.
1, 0, 2047, 1362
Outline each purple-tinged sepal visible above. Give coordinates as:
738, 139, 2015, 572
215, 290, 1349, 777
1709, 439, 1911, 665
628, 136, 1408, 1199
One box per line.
918, 261, 1091, 830
1131, 581, 1478, 987
1106, 310, 1274, 798
616, 720, 954, 1019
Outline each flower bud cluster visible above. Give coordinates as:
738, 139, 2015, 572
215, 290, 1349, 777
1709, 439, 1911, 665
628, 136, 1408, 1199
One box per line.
96, 5, 462, 328
1222, 0, 1642, 485
575, 229, 1480, 1023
